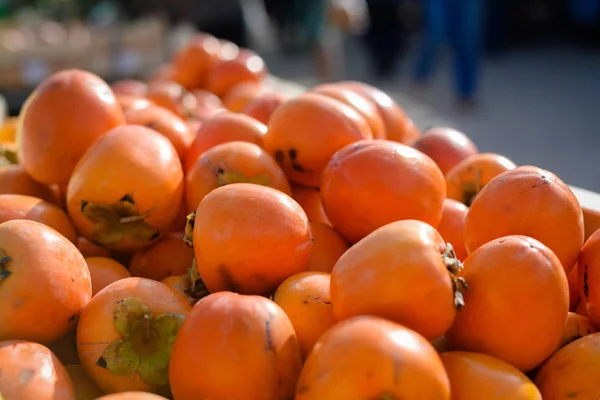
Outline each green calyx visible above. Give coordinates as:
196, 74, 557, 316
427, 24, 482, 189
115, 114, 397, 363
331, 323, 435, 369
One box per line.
215, 169, 271, 188
0, 144, 17, 165
184, 212, 195, 248
96, 297, 184, 388
442, 243, 468, 310
461, 167, 483, 206
185, 259, 210, 302
80, 194, 160, 248
0, 249, 12, 282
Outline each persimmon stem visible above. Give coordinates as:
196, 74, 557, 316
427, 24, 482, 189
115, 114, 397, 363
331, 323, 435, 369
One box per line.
185, 258, 210, 301
0, 249, 11, 282
184, 212, 195, 248
442, 243, 468, 310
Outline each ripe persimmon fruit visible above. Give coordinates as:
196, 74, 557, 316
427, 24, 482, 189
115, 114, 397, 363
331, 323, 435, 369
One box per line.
85, 257, 130, 296
0, 219, 91, 344
446, 235, 569, 371
206, 50, 268, 98
115, 94, 152, 112
306, 222, 350, 273
185, 141, 291, 213
77, 237, 111, 258
129, 232, 194, 282
191, 89, 223, 121
264, 93, 372, 187
76, 277, 191, 395
558, 312, 596, 350
146, 80, 197, 119
437, 199, 469, 261
273, 271, 337, 359
0, 164, 56, 204
321, 140, 446, 243
161, 274, 196, 306
169, 291, 302, 400
464, 166, 584, 271
110, 79, 148, 97
66, 125, 183, 251
413, 127, 479, 175
331, 219, 464, 340
296, 315, 450, 399
191, 183, 312, 295
577, 228, 600, 327
290, 184, 332, 226
222, 82, 265, 112
169, 33, 220, 90
19, 69, 125, 185
64, 364, 104, 400
241, 91, 287, 124
568, 263, 580, 310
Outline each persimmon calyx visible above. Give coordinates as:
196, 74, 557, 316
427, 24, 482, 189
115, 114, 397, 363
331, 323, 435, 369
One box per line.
442, 243, 468, 309
96, 297, 184, 388
214, 168, 272, 188
378, 393, 398, 400
0, 249, 11, 282
184, 212, 195, 248
0, 144, 18, 166
80, 194, 160, 248
185, 258, 210, 301
461, 167, 483, 206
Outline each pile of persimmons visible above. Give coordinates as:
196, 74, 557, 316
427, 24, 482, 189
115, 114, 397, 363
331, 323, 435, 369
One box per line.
0, 32, 599, 400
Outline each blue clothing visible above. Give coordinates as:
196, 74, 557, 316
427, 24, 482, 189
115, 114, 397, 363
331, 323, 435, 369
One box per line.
413, 0, 484, 100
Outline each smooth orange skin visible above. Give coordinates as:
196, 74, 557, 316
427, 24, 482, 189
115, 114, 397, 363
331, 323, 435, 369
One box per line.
273, 272, 337, 359
129, 232, 194, 281
440, 351, 542, 399
340, 80, 421, 144
161, 275, 195, 305
85, 257, 130, 296
193, 183, 312, 296
578, 228, 600, 327
290, 185, 332, 226
46, 328, 79, 366
568, 263, 580, 310
331, 220, 457, 340
169, 291, 302, 400
222, 82, 264, 112
124, 105, 194, 160
311, 83, 386, 139
0, 164, 57, 203
167, 201, 188, 233
19, 69, 125, 185
191, 89, 223, 121
438, 199, 469, 261
146, 80, 197, 119
307, 222, 350, 273
0, 340, 76, 400
241, 91, 287, 124
96, 392, 169, 400
66, 125, 184, 251
575, 300, 590, 317
465, 166, 584, 271
445, 153, 517, 205
321, 140, 446, 244
264, 93, 373, 187
446, 235, 569, 371
185, 141, 291, 213
206, 51, 268, 98
76, 277, 191, 395
0, 220, 92, 344
183, 111, 267, 172
77, 237, 111, 258
110, 79, 148, 97
558, 312, 597, 350
535, 332, 600, 400
115, 94, 152, 112
64, 364, 104, 400
296, 315, 450, 399
0, 194, 77, 244
170, 33, 221, 90
413, 127, 479, 175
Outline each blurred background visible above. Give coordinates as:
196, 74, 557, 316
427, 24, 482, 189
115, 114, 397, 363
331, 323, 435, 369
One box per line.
0, 0, 599, 190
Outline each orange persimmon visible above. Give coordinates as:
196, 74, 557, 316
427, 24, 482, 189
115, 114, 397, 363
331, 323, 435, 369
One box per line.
306, 222, 350, 273
290, 184, 332, 226
241, 91, 287, 124
413, 127, 479, 175
437, 199, 469, 261
206, 50, 268, 98
578, 228, 600, 327
129, 232, 194, 282
146, 80, 197, 119
558, 312, 597, 350
170, 33, 221, 90
77, 237, 111, 258
0, 164, 56, 204
85, 257, 130, 296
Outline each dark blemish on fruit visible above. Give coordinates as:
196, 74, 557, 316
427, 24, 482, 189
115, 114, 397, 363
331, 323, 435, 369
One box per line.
68, 314, 76, 323
566, 391, 578, 398
146, 122, 158, 130
96, 357, 108, 369
322, 300, 332, 306
150, 232, 160, 241
80, 200, 89, 212
288, 149, 298, 160
120, 194, 135, 204
584, 265, 589, 298
292, 163, 306, 172
216, 167, 225, 175
265, 317, 274, 351
274, 150, 284, 163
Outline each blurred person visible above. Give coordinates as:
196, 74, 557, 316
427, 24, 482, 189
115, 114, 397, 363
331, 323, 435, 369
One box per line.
412, 0, 485, 106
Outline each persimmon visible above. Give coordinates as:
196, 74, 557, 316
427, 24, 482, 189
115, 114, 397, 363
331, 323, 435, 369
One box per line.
19, 69, 125, 185
321, 140, 446, 243
185, 141, 291, 213
64, 364, 104, 400
115, 94, 152, 112
161, 274, 196, 306
124, 105, 194, 160
146, 80, 197, 119
464, 166, 584, 271
85, 257, 130, 296
431, 336, 451, 353
167, 202, 188, 233
169, 291, 302, 400
535, 332, 600, 400
46, 328, 79, 366
273, 272, 337, 359
413, 127, 479, 175
241, 91, 287, 124
77, 237, 111, 258
223, 82, 264, 112
568, 263, 580, 310
264, 93, 372, 187
206, 50, 268, 98
575, 300, 590, 317
296, 315, 450, 399
446, 153, 517, 206
0, 219, 91, 343
110, 79, 148, 97
170, 33, 220, 90
96, 393, 169, 400
578, 228, 600, 327
66, 125, 183, 251
192, 183, 312, 295
311, 83, 386, 139
129, 232, 194, 281
446, 235, 569, 371
440, 351, 542, 399
438, 199, 469, 261
331, 219, 462, 340
0, 194, 77, 244
0, 340, 76, 400
290, 184, 332, 226
340, 80, 420, 144
0, 164, 56, 203
307, 222, 350, 273
76, 277, 191, 395
558, 312, 596, 350
183, 111, 267, 172
191, 89, 222, 121
217, 39, 240, 62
